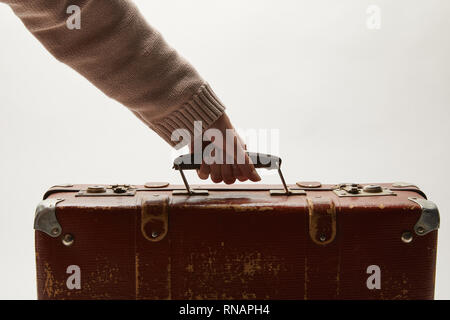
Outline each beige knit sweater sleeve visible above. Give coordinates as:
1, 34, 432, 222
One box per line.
1, 0, 226, 147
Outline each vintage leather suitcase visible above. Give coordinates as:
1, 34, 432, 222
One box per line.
34, 154, 439, 300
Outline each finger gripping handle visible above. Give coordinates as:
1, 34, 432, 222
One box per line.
172, 152, 281, 170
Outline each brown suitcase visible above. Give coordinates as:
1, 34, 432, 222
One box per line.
34, 153, 439, 300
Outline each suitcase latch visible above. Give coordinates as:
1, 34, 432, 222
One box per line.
333, 184, 396, 197
76, 184, 136, 197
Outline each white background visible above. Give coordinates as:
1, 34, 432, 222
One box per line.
0, 0, 449, 299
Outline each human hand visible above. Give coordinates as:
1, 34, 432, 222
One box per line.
190, 113, 261, 184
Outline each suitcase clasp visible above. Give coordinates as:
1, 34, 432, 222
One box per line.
75, 184, 137, 197
333, 184, 396, 197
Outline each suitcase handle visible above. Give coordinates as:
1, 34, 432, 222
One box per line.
173, 152, 281, 170
172, 152, 294, 196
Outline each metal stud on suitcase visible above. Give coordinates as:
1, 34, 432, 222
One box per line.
34, 153, 439, 299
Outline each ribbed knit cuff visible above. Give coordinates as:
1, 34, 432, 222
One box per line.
152, 83, 226, 149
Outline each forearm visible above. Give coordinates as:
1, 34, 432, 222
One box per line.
2, 0, 225, 146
